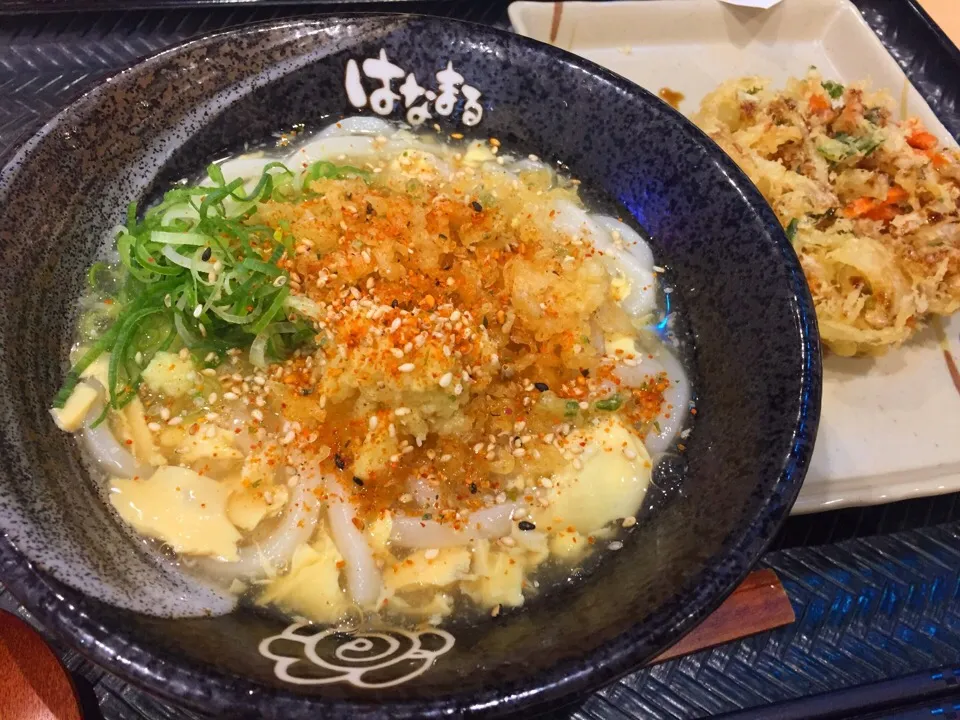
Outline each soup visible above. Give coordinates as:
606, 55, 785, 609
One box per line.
50, 118, 692, 626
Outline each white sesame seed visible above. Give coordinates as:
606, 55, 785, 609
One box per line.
147, 422, 162, 432
398, 363, 415, 373
251, 409, 264, 422
514, 508, 528, 520
201, 368, 217, 377
623, 448, 638, 460
281, 430, 296, 445
402, 446, 414, 454
390, 318, 402, 332
540, 477, 553, 488
450, 310, 461, 322
491, 604, 501, 618
512, 448, 526, 457
369, 415, 379, 430
389, 454, 400, 463
159, 407, 171, 421
499, 536, 516, 547
390, 347, 404, 358
223, 391, 238, 400
205, 412, 219, 421
622, 516, 637, 528
579, 401, 589, 410
193, 304, 203, 318
652, 265, 666, 273
514, 421, 526, 432
179, 348, 190, 360
453, 383, 463, 396
608, 541, 624, 551
208, 392, 218, 404
439, 372, 453, 388
399, 493, 413, 503
572, 458, 583, 470
440, 454, 452, 462
388, 423, 396, 438
395, 407, 411, 416
424, 549, 440, 560
473, 442, 485, 453
167, 416, 183, 426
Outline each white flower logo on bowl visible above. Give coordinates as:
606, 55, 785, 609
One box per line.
259, 622, 456, 688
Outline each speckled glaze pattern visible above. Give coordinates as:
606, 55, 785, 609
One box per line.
0, 15, 821, 718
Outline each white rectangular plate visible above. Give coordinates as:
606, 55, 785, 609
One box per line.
509, 0, 960, 514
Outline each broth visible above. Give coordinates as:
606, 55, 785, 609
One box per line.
51, 118, 693, 627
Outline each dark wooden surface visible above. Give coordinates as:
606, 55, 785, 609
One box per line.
652, 569, 794, 664
0, 610, 81, 720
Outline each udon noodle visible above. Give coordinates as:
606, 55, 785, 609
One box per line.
51, 118, 691, 626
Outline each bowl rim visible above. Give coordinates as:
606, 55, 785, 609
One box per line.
0, 12, 821, 718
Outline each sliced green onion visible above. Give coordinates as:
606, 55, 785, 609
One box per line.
149, 230, 211, 246
241, 257, 284, 277
56, 158, 362, 410
595, 394, 623, 412
250, 322, 299, 369
250, 286, 290, 334
161, 244, 215, 273
173, 313, 203, 348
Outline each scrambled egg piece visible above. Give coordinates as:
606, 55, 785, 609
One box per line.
387, 593, 455, 621
550, 531, 588, 562
227, 481, 288, 531
114, 397, 167, 466
257, 531, 350, 624
366, 512, 393, 557
384, 547, 472, 593
604, 334, 637, 359
462, 540, 525, 609
177, 426, 243, 465
110, 466, 241, 560
50, 383, 99, 432
534, 417, 651, 535
80, 354, 110, 389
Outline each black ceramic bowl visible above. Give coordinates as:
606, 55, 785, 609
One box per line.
0, 14, 820, 719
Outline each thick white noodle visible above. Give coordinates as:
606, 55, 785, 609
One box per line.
194, 470, 322, 583
615, 350, 692, 454
551, 200, 657, 319
325, 480, 381, 609
80, 383, 142, 479
390, 502, 520, 548
316, 116, 396, 138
